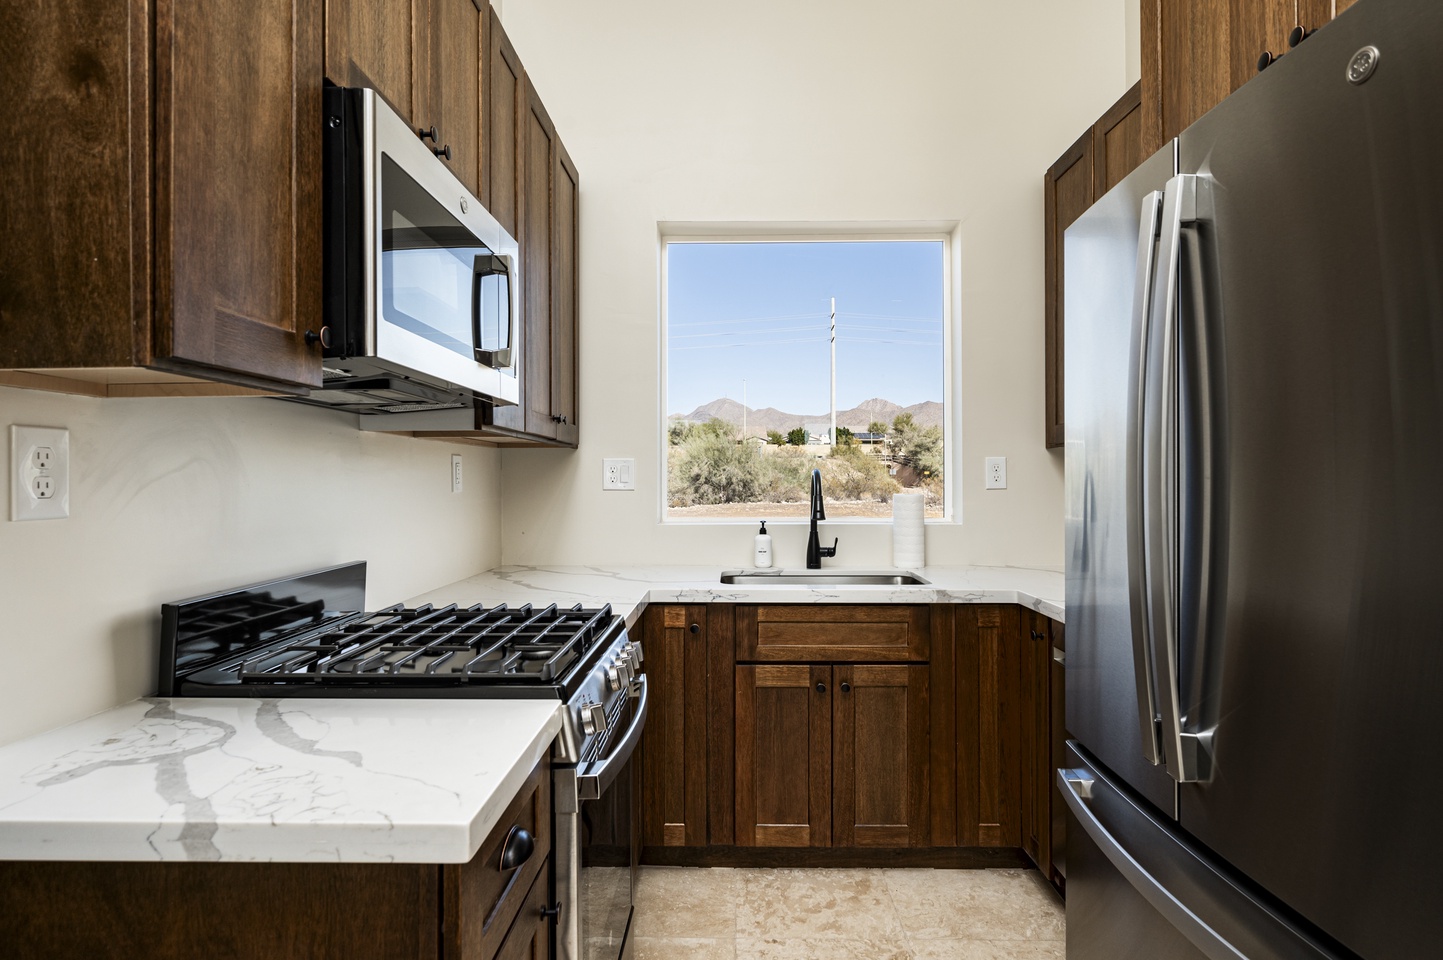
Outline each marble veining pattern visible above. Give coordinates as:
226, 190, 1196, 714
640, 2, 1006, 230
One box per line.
629, 867, 1065, 960
406, 564, 1064, 628
0, 697, 562, 863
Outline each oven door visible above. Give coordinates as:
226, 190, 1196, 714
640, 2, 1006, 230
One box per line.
558, 674, 648, 960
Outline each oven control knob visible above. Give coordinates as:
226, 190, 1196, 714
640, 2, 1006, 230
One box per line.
628, 641, 644, 664
605, 662, 624, 692
580, 701, 608, 736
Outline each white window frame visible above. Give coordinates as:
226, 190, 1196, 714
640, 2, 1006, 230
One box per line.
657, 222, 960, 526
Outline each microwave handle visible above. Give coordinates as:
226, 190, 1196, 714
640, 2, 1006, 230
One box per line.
472, 254, 512, 368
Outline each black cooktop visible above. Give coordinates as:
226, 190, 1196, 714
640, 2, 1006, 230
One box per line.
159, 562, 621, 699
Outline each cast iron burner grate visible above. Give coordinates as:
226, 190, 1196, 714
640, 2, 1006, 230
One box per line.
235, 601, 615, 684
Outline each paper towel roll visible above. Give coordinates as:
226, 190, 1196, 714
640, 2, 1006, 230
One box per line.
892, 493, 926, 569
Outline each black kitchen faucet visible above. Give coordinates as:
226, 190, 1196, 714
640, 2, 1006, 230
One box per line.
805, 469, 838, 569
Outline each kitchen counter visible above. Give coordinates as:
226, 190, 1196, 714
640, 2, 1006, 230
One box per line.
0, 697, 562, 863
405, 564, 1065, 627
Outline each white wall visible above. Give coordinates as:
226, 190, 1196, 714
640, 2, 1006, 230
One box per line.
0, 387, 501, 745
495, 0, 1130, 571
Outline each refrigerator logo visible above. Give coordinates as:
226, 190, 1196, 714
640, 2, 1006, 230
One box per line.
1347, 46, 1381, 85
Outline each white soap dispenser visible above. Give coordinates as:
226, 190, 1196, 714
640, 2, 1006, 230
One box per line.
754, 521, 773, 568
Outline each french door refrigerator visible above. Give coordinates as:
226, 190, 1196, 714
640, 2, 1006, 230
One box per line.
1063, 1, 1443, 958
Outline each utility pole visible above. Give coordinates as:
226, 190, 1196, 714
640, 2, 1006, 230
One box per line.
742, 379, 747, 443
830, 297, 837, 447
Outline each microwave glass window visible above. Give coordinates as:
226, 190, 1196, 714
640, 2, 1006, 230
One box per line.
379, 155, 511, 363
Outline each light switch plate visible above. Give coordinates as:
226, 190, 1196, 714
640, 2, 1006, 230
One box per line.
12, 425, 70, 521
603, 458, 636, 491
451, 454, 463, 493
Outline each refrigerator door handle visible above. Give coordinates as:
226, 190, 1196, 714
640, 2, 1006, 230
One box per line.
1126, 188, 1167, 767
1059, 768, 1248, 960
1149, 174, 1204, 784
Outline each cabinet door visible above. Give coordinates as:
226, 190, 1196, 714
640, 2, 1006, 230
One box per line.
1043, 131, 1094, 449
418, 0, 483, 197
1019, 611, 1051, 872
1229, 0, 1298, 91
735, 664, 831, 847
154, 0, 322, 389
955, 605, 1023, 847
1047, 620, 1067, 890
833, 664, 929, 847
484, 9, 522, 239
1141, 0, 1233, 154
519, 82, 558, 440
323, 0, 418, 123
1093, 82, 1144, 199
492, 866, 553, 960
550, 138, 580, 446
641, 606, 709, 847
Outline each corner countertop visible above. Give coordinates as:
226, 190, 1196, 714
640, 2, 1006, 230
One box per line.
0, 697, 562, 863
405, 564, 1065, 627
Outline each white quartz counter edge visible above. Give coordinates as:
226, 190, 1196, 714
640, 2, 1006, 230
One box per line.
406, 564, 1065, 628
0, 697, 563, 864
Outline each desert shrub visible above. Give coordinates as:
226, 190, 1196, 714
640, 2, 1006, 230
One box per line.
766, 429, 785, 446
821, 443, 901, 502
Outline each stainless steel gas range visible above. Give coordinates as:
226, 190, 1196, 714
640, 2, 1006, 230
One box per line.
158, 562, 645, 960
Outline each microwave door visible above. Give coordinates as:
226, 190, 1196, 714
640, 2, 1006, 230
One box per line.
471, 255, 512, 369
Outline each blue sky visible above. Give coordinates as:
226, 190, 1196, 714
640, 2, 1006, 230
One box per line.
666, 241, 945, 416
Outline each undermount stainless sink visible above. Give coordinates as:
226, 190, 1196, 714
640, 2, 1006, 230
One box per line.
719, 570, 930, 586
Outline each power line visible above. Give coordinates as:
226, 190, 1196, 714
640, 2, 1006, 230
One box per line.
669, 312, 828, 328
670, 325, 827, 340
671, 337, 830, 351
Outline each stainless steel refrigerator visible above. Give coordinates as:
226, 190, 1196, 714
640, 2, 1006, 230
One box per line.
1063, 1, 1443, 958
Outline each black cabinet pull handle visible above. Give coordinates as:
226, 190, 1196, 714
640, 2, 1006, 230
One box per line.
1288, 25, 1313, 48
551, 414, 569, 424
434, 143, 452, 161
539, 901, 562, 920
1257, 50, 1275, 72
418, 125, 438, 142
816, 681, 826, 693
689, 623, 699, 634
303, 327, 331, 349
840, 682, 851, 693
499, 825, 534, 872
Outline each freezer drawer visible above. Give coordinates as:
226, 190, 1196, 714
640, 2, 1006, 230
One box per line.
1062, 744, 1341, 960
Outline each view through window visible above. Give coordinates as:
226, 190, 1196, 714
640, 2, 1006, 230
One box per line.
665, 239, 946, 520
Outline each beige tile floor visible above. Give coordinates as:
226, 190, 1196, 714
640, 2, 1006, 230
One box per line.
625, 866, 1065, 960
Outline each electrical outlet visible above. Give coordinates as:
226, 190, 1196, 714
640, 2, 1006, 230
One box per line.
985, 456, 1007, 490
12, 425, 70, 521
451, 454, 463, 493
602, 458, 635, 491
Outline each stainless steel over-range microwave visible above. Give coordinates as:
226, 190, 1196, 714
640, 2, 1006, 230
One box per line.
303, 85, 521, 414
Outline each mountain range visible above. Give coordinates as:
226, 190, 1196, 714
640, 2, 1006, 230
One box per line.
671, 397, 942, 438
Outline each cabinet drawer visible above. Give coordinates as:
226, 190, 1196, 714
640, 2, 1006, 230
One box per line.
737, 606, 930, 662
443, 755, 551, 960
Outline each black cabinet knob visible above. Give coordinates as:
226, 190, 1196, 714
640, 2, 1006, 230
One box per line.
499, 825, 535, 872
816, 682, 826, 693
418, 125, 438, 142
303, 327, 331, 349
689, 623, 699, 634
1257, 51, 1275, 72
551, 414, 569, 424
1288, 25, 1313, 48
539, 901, 562, 920
434, 143, 452, 161
840, 682, 851, 693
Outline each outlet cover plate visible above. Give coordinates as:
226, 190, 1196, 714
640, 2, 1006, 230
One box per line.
603, 458, 636, 491
12, 425, 70, 521
984, 456, 1007, 490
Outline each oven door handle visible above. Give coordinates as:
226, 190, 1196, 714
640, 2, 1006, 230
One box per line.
576, 675, 649, 801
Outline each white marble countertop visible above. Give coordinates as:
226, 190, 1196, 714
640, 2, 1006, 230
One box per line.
406, 564, 1064, 626
0, 697, 562, 863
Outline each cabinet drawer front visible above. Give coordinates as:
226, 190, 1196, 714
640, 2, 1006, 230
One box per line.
738, 606, 930, 662
444, 756, 551, 960
493, 864, 552, 960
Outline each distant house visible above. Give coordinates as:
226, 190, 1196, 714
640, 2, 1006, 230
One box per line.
855, 432, 886, 445
804, 422, 832, 444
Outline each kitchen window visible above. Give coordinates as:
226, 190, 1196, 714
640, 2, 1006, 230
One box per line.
662, 236, 949, 522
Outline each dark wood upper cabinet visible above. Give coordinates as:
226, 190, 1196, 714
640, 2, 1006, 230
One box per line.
641, 606, 710, 848
323, 0, 418, 124
1042, 131, 1094, 450
417, 0, 486, 198
833, 664, 929, 848
1, 0, 324, 397
735, 664, 833, 848
551, 138, 581, 445
485, 9, 523, 239
1094, 82, 1144, 198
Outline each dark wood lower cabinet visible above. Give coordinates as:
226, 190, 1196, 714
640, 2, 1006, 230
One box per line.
735, 663, 833, 847
833, 664, 929, 848
0, 758, 556, 960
